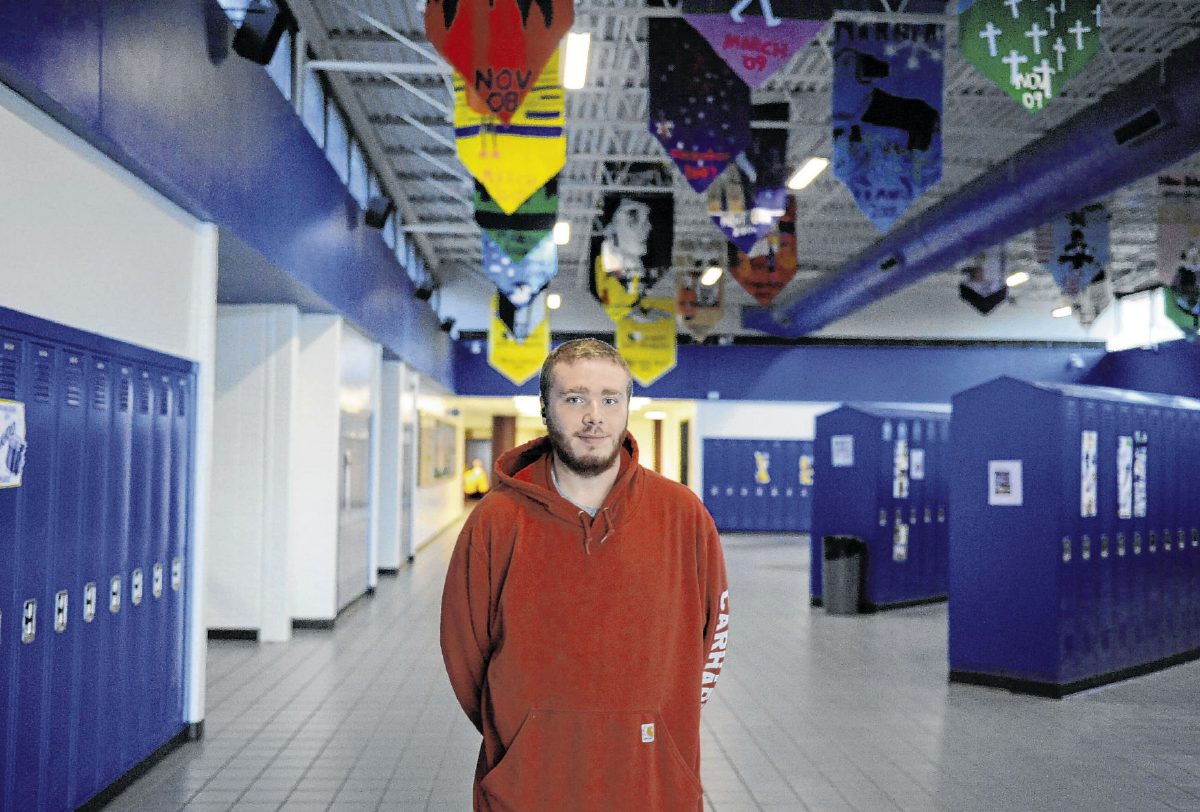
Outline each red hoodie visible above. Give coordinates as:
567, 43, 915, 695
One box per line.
441, 433, 729, 811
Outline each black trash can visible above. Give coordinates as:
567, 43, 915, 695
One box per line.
822, 535, 865, 615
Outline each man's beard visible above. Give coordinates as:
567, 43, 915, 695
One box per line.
546, 416, 624, 477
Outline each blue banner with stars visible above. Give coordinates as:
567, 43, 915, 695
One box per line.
831, 21, 944, 231
648, 18, 753, 195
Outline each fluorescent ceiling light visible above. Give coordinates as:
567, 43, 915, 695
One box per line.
629, 396, 651, 411
787, 157, 829, 190
700, 265, 723, 286
643, 410, 668, 420
1051, 305, 1073, 318
546, 293, 562, 310
1005, 270, 1030, 287
513, 396, 541, 417
563, 32, 591, 90
553, 221, 571, 245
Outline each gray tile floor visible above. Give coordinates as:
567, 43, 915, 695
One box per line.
103, 521, 1200, 811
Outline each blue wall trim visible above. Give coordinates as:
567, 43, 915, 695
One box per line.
454, 341, 1107, 403
1080, 341, 1200, 399
0, 0, 453, 388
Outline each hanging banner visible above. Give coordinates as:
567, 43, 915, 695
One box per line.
680, 0, 831, 88
706, 102, 790, 254
615, 297, 678, 386
958, 245, 1008, 314
475, 179, 557, 264
0, 400, 27, 488
1049, 205, 1109, 297
676, 266, 726, 341
1157, 172, 1200, 332
647, 18, 753, 194
831, 20, 944, 231
488, 293, 550, 384
426, 0, 572, 123
455, 49, 565, 214
590, 190, 675, 322
482, 231, 557, 308
497, 288, 550, 342
959, 0, 1101, 113
727, 196, 797, 305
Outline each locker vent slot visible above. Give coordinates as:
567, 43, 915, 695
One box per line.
118, 377, 132, 412
159, 383, 171, 416
138, 379, 152, 414
33, 348, 53, 402
64, 364, 83, 407
91, 370, 110, 411
0, 354, 17, 399
176, 382, 187, 417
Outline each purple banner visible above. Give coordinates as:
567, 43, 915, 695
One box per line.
648, 18, 752, 194
683, 16, 826, 88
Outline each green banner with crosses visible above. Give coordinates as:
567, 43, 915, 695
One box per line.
959, 0, 1101, 113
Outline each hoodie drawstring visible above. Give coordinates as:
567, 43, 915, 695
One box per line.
579, 507, 616, 555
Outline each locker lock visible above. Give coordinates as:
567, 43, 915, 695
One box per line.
909, 508, 917, 525
1165, 528, 1173, 551
172, 559, 183, 592
132, 569, 144, 606
1099, 535, 1109, 559
1116, 533, 1126, 557
879, 509, 887, 527
1193, 528, 1199, 548
22, 599, 36, 644
1133, 532, 1142, 555
1061, 536, 1071, 563
83, 583, 97, 623
1081, 535, 1091, 561
110, 575, 122, 614
153, 563, 164, 599
54, 590, 68, 633
1178, 529, 1186, 550
923, 507, 932, 524
1149, 531, 1158, 553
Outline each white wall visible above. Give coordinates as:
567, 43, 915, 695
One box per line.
339, 325, 382, 593
413, 376, 466, 551
291, 315, 342, 621
377, 361, 405, 571
0, 82, 218, 724
208, 305, 298, 641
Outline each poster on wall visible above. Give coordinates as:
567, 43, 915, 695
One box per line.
892, 438, 909, 499
0, 399, 27, 488
831, 434, 854, 467
1080, 429, 1098, 518
892, 520, 908, 562
419, 413, 458, 486
1133, 430, 1148, 518
987, 459, 1023, 506
1117, 435, 1133, 520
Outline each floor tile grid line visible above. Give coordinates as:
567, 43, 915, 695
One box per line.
700, 708, 783, 812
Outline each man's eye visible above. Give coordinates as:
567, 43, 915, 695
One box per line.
604, 398, 618, 405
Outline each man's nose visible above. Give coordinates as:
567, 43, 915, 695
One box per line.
583, 401, 601, 424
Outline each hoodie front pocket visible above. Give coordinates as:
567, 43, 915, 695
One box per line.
480, 708, 702, 811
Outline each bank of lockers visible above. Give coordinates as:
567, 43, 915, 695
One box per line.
0, 307, 194, 811
702, 439, 813, 533
949, 376, 1200, 696
812, 404, 951, 608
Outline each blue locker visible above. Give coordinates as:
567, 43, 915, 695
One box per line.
9, 342, 58, 812
149, 370, 175, 744
168, 375, 191, 736
796, 442, 814, 534
950, 376, 1200, 696
0, 333, 21, 811
128, 367, 155, 762
813, 405, 950, 608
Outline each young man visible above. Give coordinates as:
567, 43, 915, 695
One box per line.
441, 338, 730, 811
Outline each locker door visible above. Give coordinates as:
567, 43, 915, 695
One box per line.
0, 334, 22, 811
149, 371, 174, 744
73, 356, 112, 804
796, 442, 814, 534
9, 342, 58, 811
1059, 398, 1083, 682
43, 347, 87, 812
167, 374, 191, 736
128, 367, 156, 760
1096, 402, 1117, 674
701, 439, 724, 531
101, 364, 135, 784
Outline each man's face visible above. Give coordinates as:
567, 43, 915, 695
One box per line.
609, 199, 652, 257
543, 358, 631, 477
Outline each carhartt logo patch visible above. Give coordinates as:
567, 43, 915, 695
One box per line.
641, 723, 656, 743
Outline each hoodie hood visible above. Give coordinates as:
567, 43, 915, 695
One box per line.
492, 433, 644, 551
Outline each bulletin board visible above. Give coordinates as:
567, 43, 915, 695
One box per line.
419, 412, 457, 486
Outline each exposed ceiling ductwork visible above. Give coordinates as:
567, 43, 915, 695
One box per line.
745, 35, 1200, 337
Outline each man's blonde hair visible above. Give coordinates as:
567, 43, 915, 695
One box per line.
539, 338, 634, 408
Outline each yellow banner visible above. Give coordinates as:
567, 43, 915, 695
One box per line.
615, 297, 677, 387
487, 294, 549, 385
455, 50, 565, 214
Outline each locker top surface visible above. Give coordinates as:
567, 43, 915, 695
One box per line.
954, 376, 1200, 413
817, 403, 952, 424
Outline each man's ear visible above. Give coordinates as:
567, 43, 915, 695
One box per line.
540, 398, 547, 424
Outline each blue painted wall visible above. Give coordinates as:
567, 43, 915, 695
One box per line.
1081, 341, 1200, 399
0, 0, 453, 388
455, 341, 1107, 403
